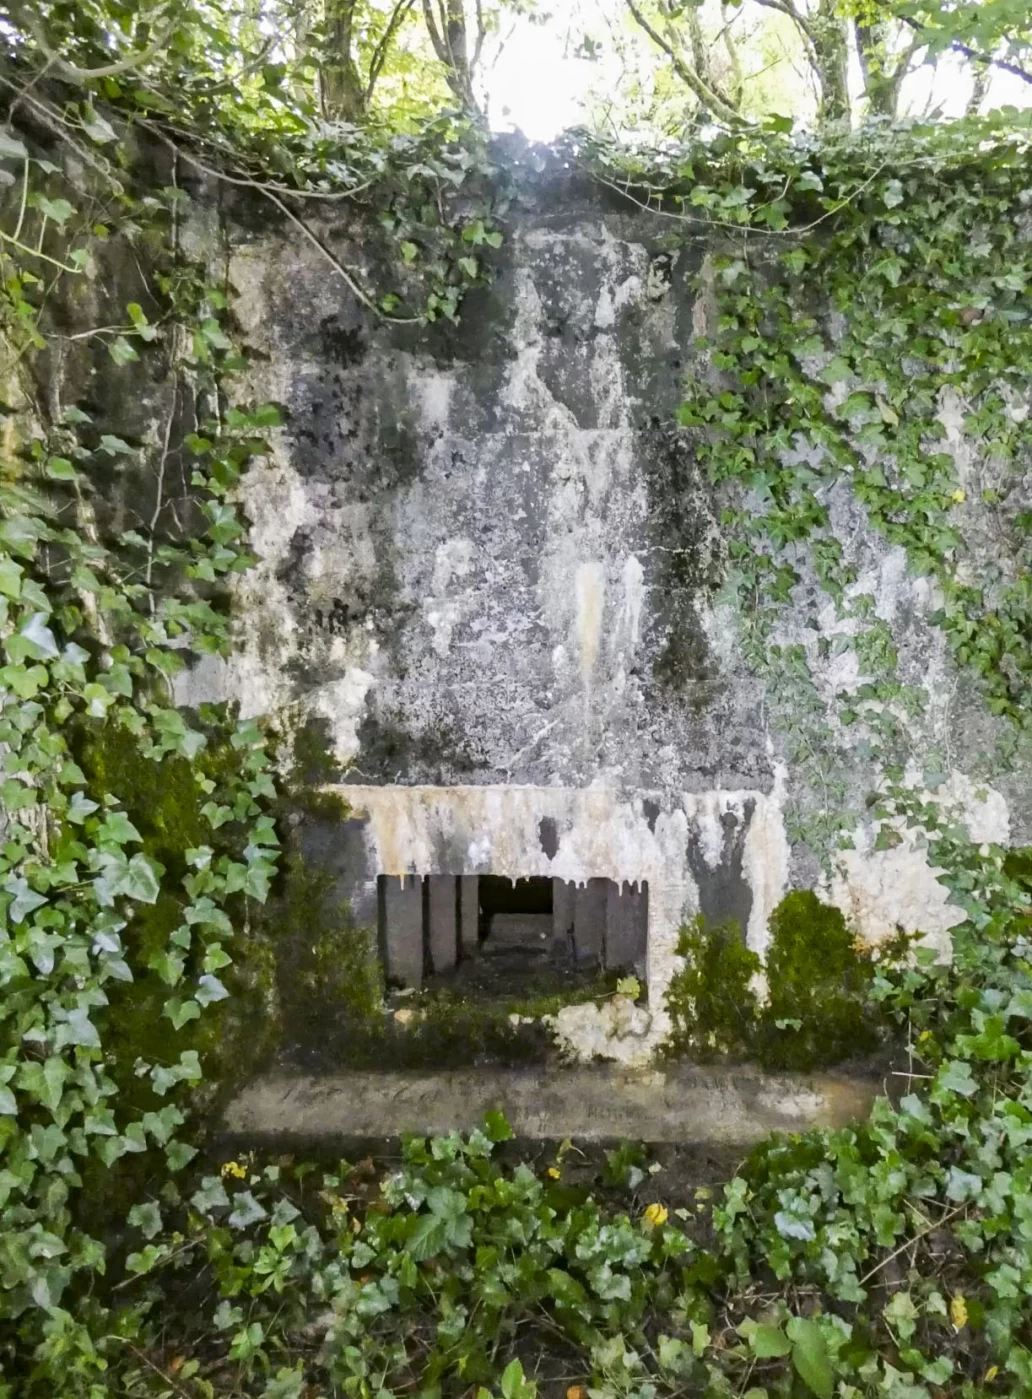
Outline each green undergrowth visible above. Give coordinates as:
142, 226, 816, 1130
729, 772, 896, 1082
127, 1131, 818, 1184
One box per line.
666, 892, 889, 1071
74, 714, 281, 1110
86, 835, 1032, 1399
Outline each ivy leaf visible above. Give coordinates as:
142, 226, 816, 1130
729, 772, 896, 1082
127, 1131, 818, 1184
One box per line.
40, 1058, 69, 1113
936, 1060, 978, 1098
191, 1176, 230, 1213
54, 1006, 101, 1051
167, 1140, 198, 1171
81, 107, 118, 144
201, 318, 232, 350
32, 195, 75, 227
774, 1208, 815, 1242
109, 336, 139, 365
124, 854, 161, 903
788, 1318, 833, 1399
67, 791, 99, 823
946, 1166, 983, 1202
128, 1201, 163, 1240
98, 434, 135, 456
83, 683, 115, 716
1005, 988, 1032, 1020
19, 612, 60, 660
214, 1299, 243, 1330
228, 1190, 268, 1229
5, 877, 46, 924
163, 998, 201, 1031
127, 1244, 167, 1275
203, 944, 232, 973
196, 974, 229, 1006
0, 557, 22, 598
750, 1323, 792, 1358
0, 133, 28, 160
821, 355, 851, 385
98, 812, 142, 846
500, 1360, 529, 1399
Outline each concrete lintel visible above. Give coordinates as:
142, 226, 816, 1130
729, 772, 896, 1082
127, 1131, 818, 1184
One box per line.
223, 1067, 876, 1146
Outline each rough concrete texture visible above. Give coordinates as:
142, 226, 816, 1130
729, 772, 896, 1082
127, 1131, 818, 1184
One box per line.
170, 153, 1030, 1067
223, 1065, 877, 1145
332, 782, 789, 1063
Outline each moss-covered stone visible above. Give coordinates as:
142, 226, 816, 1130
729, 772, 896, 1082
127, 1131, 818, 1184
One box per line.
664, 892, 884, 1071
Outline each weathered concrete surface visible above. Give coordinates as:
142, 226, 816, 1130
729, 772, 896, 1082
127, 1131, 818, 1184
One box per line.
182, 168, 1022, 926
329, 781, 790, 1062
165, 154, 1031, 1072
223, 1066, 877, 1145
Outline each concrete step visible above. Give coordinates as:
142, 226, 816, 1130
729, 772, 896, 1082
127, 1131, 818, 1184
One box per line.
222, 1065, 877, 1146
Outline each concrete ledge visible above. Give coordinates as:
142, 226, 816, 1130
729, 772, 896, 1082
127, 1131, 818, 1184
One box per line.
223, 1066, 878, 1145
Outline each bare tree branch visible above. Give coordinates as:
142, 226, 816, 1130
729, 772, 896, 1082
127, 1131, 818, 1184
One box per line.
721, 5, 744, 109
139, 120, 423, 324
472, 0, 487, 74
421, 0, 450, 65
752, 0, 818, 53
366, 0, 417, 100
624, 0, 747, 125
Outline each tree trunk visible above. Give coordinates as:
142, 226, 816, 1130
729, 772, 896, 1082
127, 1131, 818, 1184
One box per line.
323, 0, 366, 120
854, 20, 903, 118
967, 63, 990, 115
420, 0, 480, 115
443, 0, 477, 111
811, 0, 851, 124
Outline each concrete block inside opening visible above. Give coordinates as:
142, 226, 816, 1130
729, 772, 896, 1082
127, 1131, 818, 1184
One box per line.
376, 872, 648, 1000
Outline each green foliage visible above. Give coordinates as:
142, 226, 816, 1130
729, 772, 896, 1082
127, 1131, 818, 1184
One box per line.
2, 4, 509, 325
585, 114, 1032, 852
0, 60, 282, 1389
666, 894, 881, 1070
762, 891, 878, 1070
6, 7, 1032, 1399
79, 842, 1032, 1398
665, 913, 761, 1058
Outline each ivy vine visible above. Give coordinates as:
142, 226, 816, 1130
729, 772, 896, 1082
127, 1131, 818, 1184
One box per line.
4, 14, 1032, 1399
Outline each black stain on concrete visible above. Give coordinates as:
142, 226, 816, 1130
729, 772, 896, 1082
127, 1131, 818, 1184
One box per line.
538, 816, 559, 860
686, 801, 755, 935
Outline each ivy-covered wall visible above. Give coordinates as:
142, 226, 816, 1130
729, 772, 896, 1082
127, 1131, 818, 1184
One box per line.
167, 146, 1028, 1000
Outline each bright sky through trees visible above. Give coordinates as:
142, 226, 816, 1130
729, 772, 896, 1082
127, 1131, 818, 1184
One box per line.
486, 0, 1032, 141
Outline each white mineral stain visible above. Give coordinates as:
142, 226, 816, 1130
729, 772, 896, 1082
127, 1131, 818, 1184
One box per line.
742, 763, 792, 959
620, 555, 645, 654
827, 770, 1010, 960
575, 562, 606, 687
332, 782, 790, 1066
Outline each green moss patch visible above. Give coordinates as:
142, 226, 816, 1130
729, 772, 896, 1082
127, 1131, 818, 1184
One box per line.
665, 891, 885, 1071
75, 718, 279, 1108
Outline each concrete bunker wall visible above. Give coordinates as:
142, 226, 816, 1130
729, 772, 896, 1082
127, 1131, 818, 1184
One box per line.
169, 153, 1030, 1075
328, 782, 788, 1064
